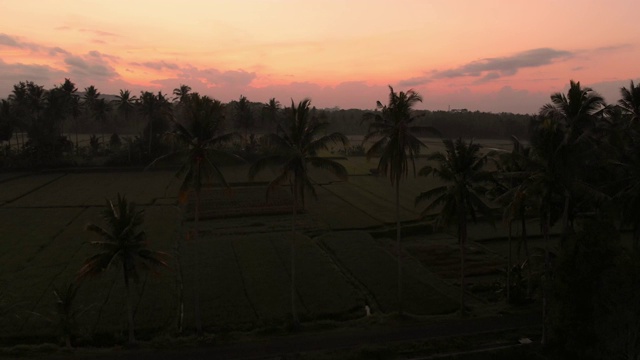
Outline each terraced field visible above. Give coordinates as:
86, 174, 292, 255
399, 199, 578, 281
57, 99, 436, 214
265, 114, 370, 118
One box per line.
0, 146, 511, 341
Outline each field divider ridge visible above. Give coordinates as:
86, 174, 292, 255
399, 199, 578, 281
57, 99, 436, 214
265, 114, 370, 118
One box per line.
1, 173, 68, 207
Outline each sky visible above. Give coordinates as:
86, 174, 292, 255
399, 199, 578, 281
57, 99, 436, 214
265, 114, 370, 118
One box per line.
1, 0, 639, 114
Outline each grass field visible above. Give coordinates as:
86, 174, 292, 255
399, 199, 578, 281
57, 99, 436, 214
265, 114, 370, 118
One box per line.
0, 140, 515, 342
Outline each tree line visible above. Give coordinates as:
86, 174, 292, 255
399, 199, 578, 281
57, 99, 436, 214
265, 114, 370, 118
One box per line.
0, 79, 533, 169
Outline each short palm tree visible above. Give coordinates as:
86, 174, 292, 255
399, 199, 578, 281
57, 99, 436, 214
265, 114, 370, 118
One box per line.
148, 93, 240, 335
249, 98, 348, 325
77, 194, 168, 344
415, 138, 493, 316
363, 85, 439, 313
52, 282, 80, 348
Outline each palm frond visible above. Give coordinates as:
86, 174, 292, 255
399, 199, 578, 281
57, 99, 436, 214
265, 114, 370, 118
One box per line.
308, 157, 348, 180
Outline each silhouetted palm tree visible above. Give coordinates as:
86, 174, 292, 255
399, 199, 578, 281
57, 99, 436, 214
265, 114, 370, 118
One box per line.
262, 98, 281, 133
82, 85, 100, 122
0, 100, 14, 151
415, 138, 493, 316
56, 78, 77, 136
489, 136, 535, 301
139, 91, 171, 155
619, 80, 640, 125
362, 85, 439, 313
77, 194, 168, 344
113, 89, 138, 134
172, 84, 192, 104
249, 98, 348, 325
539, 80, 605, 239
93, 98, 111, 145
148, 93, 240, 335
235, 95, 253, 144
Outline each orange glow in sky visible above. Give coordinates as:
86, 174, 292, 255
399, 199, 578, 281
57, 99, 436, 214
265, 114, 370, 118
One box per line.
1, 0, 639, 113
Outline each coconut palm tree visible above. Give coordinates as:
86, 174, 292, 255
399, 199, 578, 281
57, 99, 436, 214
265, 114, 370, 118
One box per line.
113, 89, 138, 134
0, 100, 14, 151
52, 282, 80, 348
538, 80, 605, 239
139, 91, 171, 156
248, 98, 348, 326
77, 194, 168, 344
92, 98, 111, 146
415, 138, 493, 316
362, 85, 439, 314
234, 95, 254, 145
489, 136, 535, 301
148, 93, 240, 335
69, 95, 82, 153
172, 84, 192, 105
262, 98, 281, 133
56, 78, 77, 136
619, 80, 640, 125
82, 85, 100, 122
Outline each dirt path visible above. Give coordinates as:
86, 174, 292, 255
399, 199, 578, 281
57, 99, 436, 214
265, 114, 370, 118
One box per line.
60, 312, 540, 360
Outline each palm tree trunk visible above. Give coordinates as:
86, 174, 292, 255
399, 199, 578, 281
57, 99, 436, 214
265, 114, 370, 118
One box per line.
123, 266, 136, 344
521, 210, 532, 297
175, 217, 185, 333
74, 117, 79, 155
507, 220, 512, 303
561, 191, 571, 244
148, 116, 153, 155
633, 223, 640, 252
459, 209, 467, 317
542, 208, 551, 345
194, 190, 202, 335
291, 182, 299, 326
396, 180, 403, 315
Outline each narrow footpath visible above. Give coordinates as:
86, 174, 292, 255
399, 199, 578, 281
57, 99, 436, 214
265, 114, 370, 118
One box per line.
68, 312, 540, 360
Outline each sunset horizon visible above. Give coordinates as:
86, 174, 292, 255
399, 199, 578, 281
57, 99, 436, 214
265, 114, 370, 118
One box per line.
1, 0, 639, 113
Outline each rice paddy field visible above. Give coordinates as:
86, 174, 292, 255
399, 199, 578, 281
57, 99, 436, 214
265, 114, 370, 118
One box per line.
0, 142, 519, 343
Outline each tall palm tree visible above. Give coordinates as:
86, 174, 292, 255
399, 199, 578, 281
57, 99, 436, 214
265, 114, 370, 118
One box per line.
148, 93, 240, 335
69, 95, 82, 153
262, 98, 281, 133
172, 84, 192, 104
249, 98, 348, 325
57, 78, 77, 136
82, 85, 100, 123
362, 85, 439, 314
77, 194, 168, 344
139, 91, 171, 156
489, 136, 535, 301
0, 100, 14, 154
415, 138, 493, 316
113, 89, 138, 134
92, 98, 111, 146
538, 80, 605, 239
619, 80, 640, 125
235, 95, 253, 144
